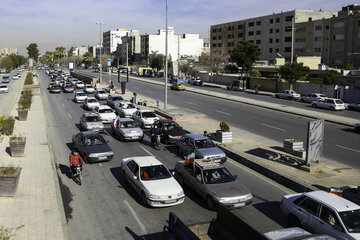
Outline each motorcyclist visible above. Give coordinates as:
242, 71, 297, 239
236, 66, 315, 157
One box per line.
69, 149, 85, 176
150, 124, 162, 147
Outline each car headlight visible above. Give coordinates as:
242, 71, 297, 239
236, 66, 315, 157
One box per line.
89, 153, 102, 158
177, 191, 184, 197
149, 194, 161, 200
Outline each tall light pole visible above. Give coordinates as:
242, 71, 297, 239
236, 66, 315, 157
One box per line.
291, 16, 295, 64
96, 22, 104, 83
164, 0, 168, 109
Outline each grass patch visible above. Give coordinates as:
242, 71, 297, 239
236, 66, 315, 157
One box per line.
24, 73, 33, 85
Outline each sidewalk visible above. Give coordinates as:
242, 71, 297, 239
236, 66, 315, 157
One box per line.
116, 88, 360, 202
0, 73, 68, 239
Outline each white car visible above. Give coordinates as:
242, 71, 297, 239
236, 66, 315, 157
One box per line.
76, 81, 85, 89
95, 89, 109, 100
82, 97, 100, 110
73, 91, 87, 103
311, 98, 345, 111
93, 105, 116, 123
275, 90, 301, 100
300, 93, 326, 103
188, 77, 203, 86
84, 84, 95, 94
114, 102, 138, 118
132, 110, 159, 129
0, 85, 8, 93
281, 190, 360, 240
12, 75, 19, 80
121, 156, 185, 207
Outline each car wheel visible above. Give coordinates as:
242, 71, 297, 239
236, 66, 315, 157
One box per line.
288, 214, 301, 227
312, 104, 317, 108
348, 106, 353, 110
141, 192, 148, 207
275, 94, 279, 98
120, 134, 125, 142
206, 196, 216, 210
330, 106, 335, 111
355, 127, 360, 133
164, 136, 169, 145
300, 98, 304, 102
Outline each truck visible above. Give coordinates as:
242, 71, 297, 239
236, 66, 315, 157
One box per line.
131, 66, 154, 77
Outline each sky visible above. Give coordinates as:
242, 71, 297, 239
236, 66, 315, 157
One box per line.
0, 0, 356, 56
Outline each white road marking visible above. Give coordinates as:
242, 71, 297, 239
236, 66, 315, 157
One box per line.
123, 200, 147, 232
185, 101, 196, 105
261, 123, 285, 132
215, 110, 232, 116
335, 145, 360, 153
61, 104, 65, 108
227, 160, 293, 194
99, 163, 103, 167
67, 113, 72, 119
145, 90, 153, 93
140, 146, 154, 156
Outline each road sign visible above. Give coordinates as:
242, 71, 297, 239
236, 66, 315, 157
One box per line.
107, 58, 111, 67
29, 59, 33, 67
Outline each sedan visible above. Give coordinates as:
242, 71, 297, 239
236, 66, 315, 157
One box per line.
275, 90, 301, 100
188, 77, 203, 86
84, 84, 95, 94
300, 93, 326, 103
121, 156, 185, 207
49, 85, 61, 93
76, 81, 85, 89
93, 105, 117, 123
348, 103, 360, 111
12, 75, 19, 80
106, 95, 124, 109
73, 91, 87, 103
111, 118, 143, 141
48, 82, 57, 90
82, 97, 100, 110
354, 123, 360, 133
0, 85, 8, 93
63, 83, 74, 93
280, 190, 360, 240
170, 82, 186, 91
95, 89, 109, 100
175, 160, 253, 210
114, 102, 138, 118
132, 110, 159, 129
176, 133, 227, 164
80, 113, 104, 132
311, 98, 345, 111
156, 119, 187, 144
72, 131, 113, 163
2, 76, 10, 83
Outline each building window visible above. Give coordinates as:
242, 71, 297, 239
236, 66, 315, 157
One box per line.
323, 48, 328, 52
285, 16, 293, 22
358, 20, 360, 26
308, 17, 312, 21
276, 18, 280, 23
218, 28, 222, 32
249, 40, 254, 43
218, 36, 222, 40
217, 43, 222, 47
212, 36, 217, 40
315, 25, 322, 31
269, 48, 273, 53
334, 46, 343, 52
275, 48, 279, 52
295, 38, 305, 42
314, 37, 322, 42
238, 25, 243, 29
296, 27, 306, 32
284, 47, 291, 52
228, 34, 231, 38
238, 33, 243, 38
228, 50, 232, 55
333, 22, 345, 28
269, 38, 273, 43
285, 37, 292, 42
212, 43, 216, 47
314, 48, 321, 52
275, 39, 279, 43
256, 30, 261, 35
334, 34, 344, 40
248, 31, 254, 36
256, 39, 261, 44
295, 48, 305, 53
269, 29, 273, 34
285, 26, 292, 32
248, 22, 254, 27
212, 29, 216, 33
270, 19, 274, 24
326, 25, 329, 30
276, 29, 280, 33
256, 21, 261, 26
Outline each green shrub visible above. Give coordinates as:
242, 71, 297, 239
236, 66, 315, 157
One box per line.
0, 164, 18, 175
18, 90, 32, 110
0, 225, 16, 240
220, 121, 230, 132
1, 117, 15, 136
24, 73, 33, 85
133, 91, 137, 97
250, 69, 261, 77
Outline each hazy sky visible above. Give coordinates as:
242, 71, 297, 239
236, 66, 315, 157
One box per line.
0, 0, 355, 55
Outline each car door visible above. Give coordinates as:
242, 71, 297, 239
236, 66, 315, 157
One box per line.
295, 197, 320, 231
182, 164, 198, 189
125, 160, 141, 193
75, 133, 86, 156
318, 205, 348, 239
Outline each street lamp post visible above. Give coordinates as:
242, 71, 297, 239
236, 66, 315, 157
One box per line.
96, 22, 104, 83
291, 16, 295, 64
164, 0, 168, 109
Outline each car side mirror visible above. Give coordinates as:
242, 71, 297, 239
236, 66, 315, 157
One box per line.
171, 171, 175, 176
133, 175, 138, 180
233, 175, 238, 180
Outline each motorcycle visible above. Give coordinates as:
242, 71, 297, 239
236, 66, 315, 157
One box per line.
153, 134, 161, 150
72, 164, 83, 185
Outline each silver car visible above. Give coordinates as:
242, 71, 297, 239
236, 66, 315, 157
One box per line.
80, 113, 104, 132
175, 160, 253, 210
0, 84, 8, 93
110, 118, 143, 141
82, 97, 100, 110
114, 102, 138, 117
95, 89, 109, 100
176, 133, 227, 164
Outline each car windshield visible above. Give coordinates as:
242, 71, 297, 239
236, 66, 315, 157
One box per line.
86, 85, 93, 88
203, 168, 235, 184
122, 103, 135, 109
142, 112, 156, 118
111, 96, 123, 101
339, 209, 360, 233
140, 165, 171, 181
77, 93, 85, 96
83, 135, 105, 146
85, 116, 101, 122
99, 109, 113, 113
120, 121, 137, 128
194, 139, 216, 149
335, 100, 344, 104
87, 99, 97, 103
0, 86, 6, 88
98, 90, 106, 94
163, 122, 181, 131
77, 81, 83, 84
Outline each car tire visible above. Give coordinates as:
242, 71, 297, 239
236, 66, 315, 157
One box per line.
355, 127, 360, 133
141, 192, 148, 207
300, 98, 304, 102
312, 104, 317, 108
288, 214, 301, 227
206, 196, 216, 210
330, 106, 335, 111
164, 136, 169, 145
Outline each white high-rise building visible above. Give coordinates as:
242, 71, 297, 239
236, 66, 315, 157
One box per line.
103, 28, 129, 55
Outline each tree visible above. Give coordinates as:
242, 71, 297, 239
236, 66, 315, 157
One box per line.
250, 69, 261, 77
231, 41, 260, 71
55, 47, 66, 59
343, 63, 354, 70
278, 62, 310, 89
179, 62, 191, 78
0, 56, 14, 71
323, 70, 340, 85
224, 64, 239, 73
82, 52, 94, 68
26, 43, 39, 62
8, 54, 26, 68
148, 51, 164, 73
67, 47, 76, 57
199, 52, 229, 75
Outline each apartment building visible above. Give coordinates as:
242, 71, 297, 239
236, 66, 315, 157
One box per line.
88, 44, 102, 59
103, 28, 129, 55
210, 10, 335, 61
121, 30, 141, 65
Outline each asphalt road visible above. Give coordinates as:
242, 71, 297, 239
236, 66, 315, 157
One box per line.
79, 70, 360, 170
39, 70, 294, 239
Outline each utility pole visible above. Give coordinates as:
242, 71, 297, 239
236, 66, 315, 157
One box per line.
96, 22, 104, 83
178, 35, 180, 78
164, 0, 168, 109
126, 41, 129, 68
291, 16, 295, 64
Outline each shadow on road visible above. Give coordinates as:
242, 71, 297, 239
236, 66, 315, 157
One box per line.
125, 226, 163, 240
59, 163, 72, 179
252, 200, 288, 228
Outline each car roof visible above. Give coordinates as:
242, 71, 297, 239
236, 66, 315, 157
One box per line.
75, 91, 85, 94
81, 131, 101, 137
138, 109, 154, 113
97, 105, 111, 109
184, 133, 208, 140
193, 160, 223, 170
82, 112, 98, 117
305, 191, 360, 212
128, 156, 163, 167
120, 118, 133, 122
86, 97, 97, 100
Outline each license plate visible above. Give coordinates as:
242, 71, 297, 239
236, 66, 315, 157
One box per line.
131, 137, 138, 139
233, 202, 245, 208
165, 200, 176, 204
99, 156, 107, 160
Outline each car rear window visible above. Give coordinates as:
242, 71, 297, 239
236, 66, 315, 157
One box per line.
99, 109, 113, 113
335, 100, 344, 104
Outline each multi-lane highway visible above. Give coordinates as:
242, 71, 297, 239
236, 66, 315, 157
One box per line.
39, 70, 293, 239
79, 70, 360, 170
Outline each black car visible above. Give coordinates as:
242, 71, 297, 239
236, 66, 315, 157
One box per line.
72, 131, 114, 163
156, 119, 187, 144
50, 85, 61, 93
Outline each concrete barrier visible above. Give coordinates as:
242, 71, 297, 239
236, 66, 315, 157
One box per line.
71, 71, 99, 84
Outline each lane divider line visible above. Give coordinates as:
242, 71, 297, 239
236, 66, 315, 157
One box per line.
215, 110, 232, 116
123, 199, 147, 233
185, 101, 197, 105
335, 144, 360, 153
261, 123, 285, 132
140, 146, 154, 157
67, 113, 72, 119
